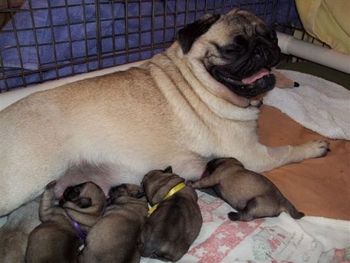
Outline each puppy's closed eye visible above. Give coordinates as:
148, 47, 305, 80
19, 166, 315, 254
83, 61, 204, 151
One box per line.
62, 186, 81, 201
76, 197, 92, 208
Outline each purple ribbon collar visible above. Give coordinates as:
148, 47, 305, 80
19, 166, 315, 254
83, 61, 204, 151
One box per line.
65, 211, 87, 241
71, 219, 87, 241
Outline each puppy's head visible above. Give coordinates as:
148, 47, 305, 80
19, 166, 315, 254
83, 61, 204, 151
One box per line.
60, 181, 106, 211
107, 183, 145, 205
176, 9, 280, 104
142, 166, 184, 205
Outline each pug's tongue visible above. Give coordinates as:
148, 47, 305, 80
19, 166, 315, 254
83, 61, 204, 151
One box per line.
241, 68, 269, 84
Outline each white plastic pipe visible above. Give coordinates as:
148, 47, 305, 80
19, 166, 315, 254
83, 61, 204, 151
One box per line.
277, 32, 350, 74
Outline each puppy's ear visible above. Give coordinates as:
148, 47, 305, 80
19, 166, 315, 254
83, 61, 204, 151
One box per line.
152, 176, 185, 204
176, 14, 221, 54
163, 166, 173, 173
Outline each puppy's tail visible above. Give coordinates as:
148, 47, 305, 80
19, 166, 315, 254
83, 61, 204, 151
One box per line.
282, 200, 305, 219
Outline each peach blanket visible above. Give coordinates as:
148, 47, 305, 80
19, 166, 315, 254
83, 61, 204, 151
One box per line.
260, 106, 350, 220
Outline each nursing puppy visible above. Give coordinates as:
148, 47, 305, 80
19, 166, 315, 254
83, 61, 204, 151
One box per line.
25, 181, 106, 263
0, 9, 329, 216
139, 167, 202, 262
81, 184, 148, 263
191, 158, 304, 221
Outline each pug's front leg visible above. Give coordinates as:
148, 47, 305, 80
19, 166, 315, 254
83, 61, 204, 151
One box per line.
240, 140, 329, 172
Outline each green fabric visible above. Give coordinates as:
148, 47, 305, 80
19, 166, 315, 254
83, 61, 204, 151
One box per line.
277, 61, 350, 90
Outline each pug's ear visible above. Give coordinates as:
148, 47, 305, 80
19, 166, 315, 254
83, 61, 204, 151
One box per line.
163, 166, 173, 173
176, 14, 221, 54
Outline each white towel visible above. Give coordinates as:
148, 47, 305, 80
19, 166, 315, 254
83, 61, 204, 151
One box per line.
264, 70, 350, 140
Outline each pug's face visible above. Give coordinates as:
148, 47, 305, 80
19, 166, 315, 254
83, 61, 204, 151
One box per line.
60, 181, 105, 208
177, 9, 280, 99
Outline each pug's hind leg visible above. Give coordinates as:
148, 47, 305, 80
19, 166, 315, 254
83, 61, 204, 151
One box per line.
241, 140, 329, 172
281, 199, 305, 219
228, 197, 278, 221
190, 175, 220, 189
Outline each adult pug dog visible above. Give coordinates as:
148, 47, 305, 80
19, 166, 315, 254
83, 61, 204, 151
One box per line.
0, 9, 328, 216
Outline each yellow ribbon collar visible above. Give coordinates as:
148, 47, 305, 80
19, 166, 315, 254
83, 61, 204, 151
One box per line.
148, 182, 186, 216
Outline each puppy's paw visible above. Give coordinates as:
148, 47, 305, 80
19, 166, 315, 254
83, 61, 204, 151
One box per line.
46, 180, 57, 189
228, 211, 240, 221
303, 140, 330, 158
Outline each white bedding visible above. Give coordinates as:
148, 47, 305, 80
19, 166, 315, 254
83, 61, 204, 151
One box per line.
264, 70, 350, 140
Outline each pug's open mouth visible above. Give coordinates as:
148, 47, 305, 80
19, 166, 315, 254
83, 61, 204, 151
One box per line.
241, 68, 270, 84
210, 67, 276, 98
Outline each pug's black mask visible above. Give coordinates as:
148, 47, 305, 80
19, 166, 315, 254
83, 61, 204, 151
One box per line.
209, 27, 280, 98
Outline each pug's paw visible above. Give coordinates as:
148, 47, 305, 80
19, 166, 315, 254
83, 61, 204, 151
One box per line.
303, 140, 330, 158
228, 211, 240, 221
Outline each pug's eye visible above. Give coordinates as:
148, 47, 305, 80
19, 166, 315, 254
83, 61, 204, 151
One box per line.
221, 44, 245, 57
234, 35, 248, 47
222, 46, 240, 54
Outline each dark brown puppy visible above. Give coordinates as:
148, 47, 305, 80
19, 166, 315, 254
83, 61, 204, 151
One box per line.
139, 167, 202, 262
25, 181, 106, 263
191, 158, 304, 221
80, 184, 148, 263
